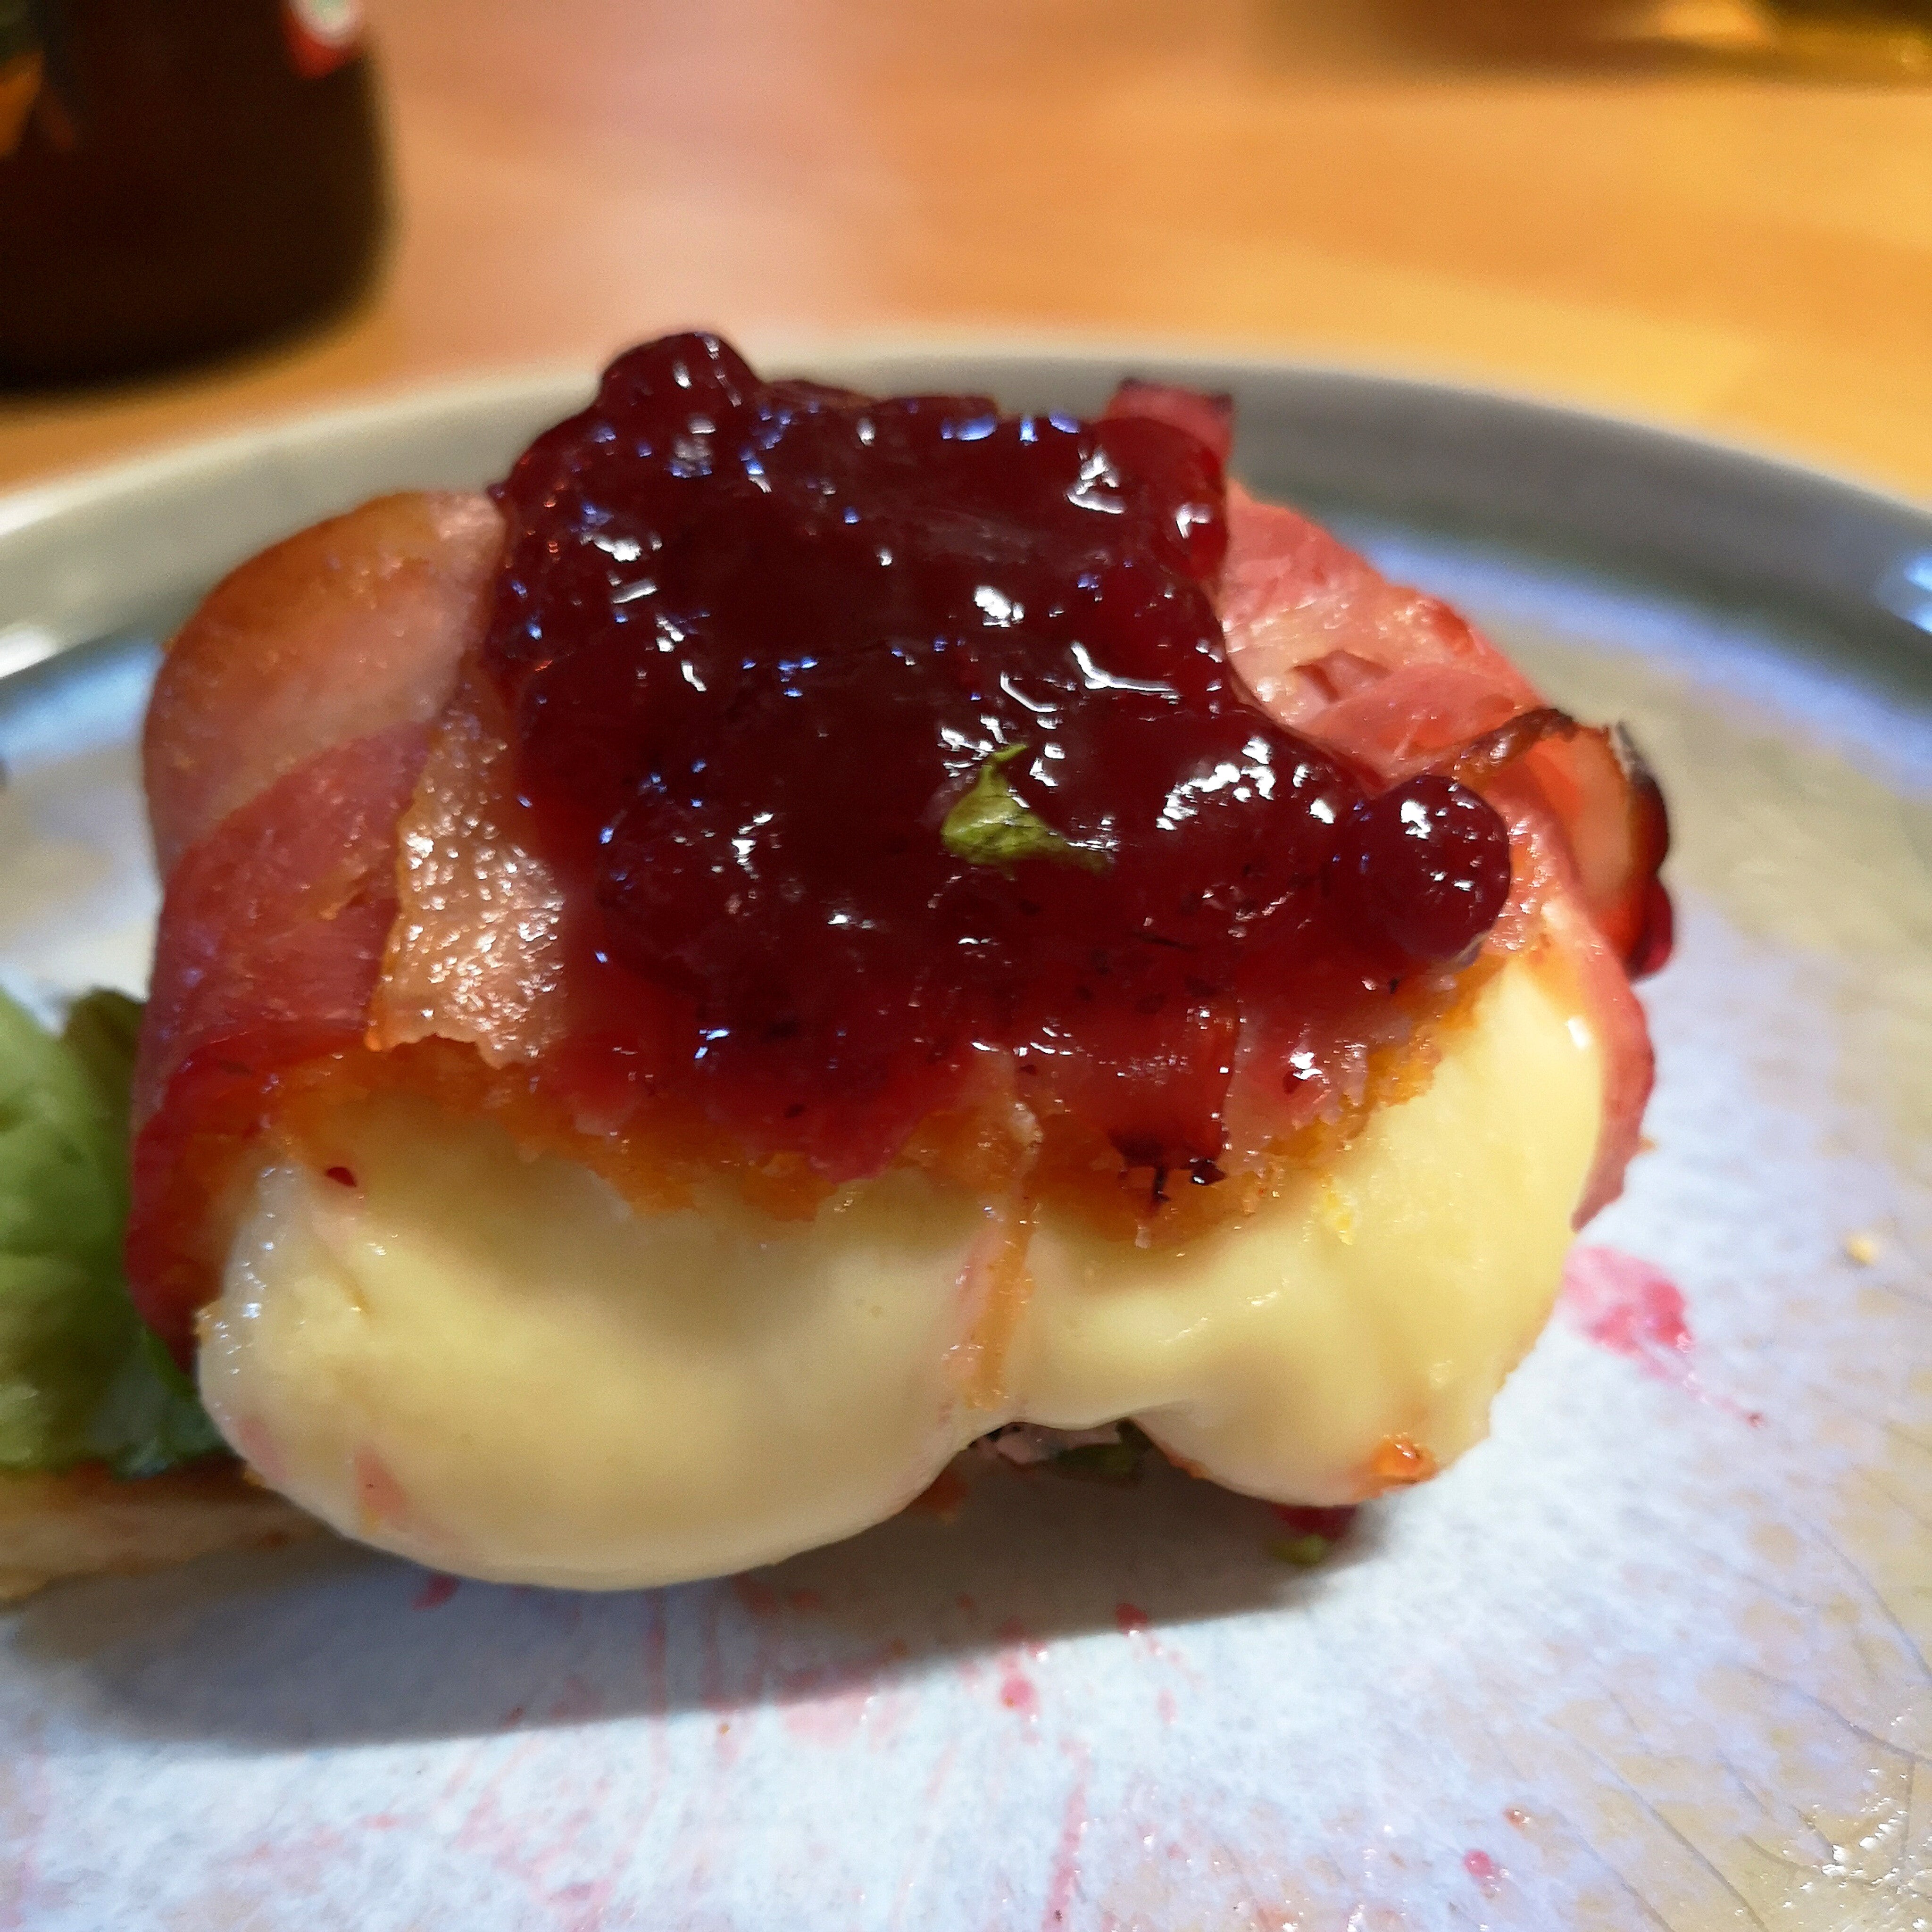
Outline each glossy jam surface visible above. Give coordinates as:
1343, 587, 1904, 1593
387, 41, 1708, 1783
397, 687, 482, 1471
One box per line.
484, 333, 1509, 1177
1340, 774, 1512, 963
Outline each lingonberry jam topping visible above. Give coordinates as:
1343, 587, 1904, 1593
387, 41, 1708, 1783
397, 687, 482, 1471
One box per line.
1339, 774, 1512, 964
484, 333, 1510, 1177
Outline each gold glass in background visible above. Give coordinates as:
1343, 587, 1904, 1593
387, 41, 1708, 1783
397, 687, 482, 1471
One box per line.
1396, 0, 1932, 73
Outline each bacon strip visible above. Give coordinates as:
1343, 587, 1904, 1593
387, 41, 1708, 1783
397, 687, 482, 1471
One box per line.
144, 492, 500, 877
368, 666, 567, 1066
1218, 483, 1544, 777
1438, 708, 1674, 979
128, 724, 430, 1355
1211, 477, 1665, 1216
130, 489, 504, 1348
1216, 480, 1672, 983
1520, 726, 1673, 978
1104, 380, 1234, 466
1483, 767, 1655, 1227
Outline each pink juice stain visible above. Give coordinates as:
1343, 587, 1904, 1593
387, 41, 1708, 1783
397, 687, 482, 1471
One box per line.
732, 1574, 782, 1618
1040, 1750, 1091, 1929
995, 1616, 1045, 1718
1560, 1245, 1763, 1425
778, 1638, 914, 1747
1108, 1600, 1201, 1693
1001, 1669, 1041, 1716
782, 1683, 874, 1746
1463, 1849, 1502, 1897
411, 1573, 459, 1611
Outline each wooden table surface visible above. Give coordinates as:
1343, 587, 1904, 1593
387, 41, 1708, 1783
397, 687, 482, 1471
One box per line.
2, 0, 1929, 499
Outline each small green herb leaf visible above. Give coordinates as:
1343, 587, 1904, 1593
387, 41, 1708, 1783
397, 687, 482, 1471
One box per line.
940, 744, 1107, 878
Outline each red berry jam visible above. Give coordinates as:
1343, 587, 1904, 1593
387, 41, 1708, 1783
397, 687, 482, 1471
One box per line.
484, 334, 1510, 1178
1339, 774, 1512, 965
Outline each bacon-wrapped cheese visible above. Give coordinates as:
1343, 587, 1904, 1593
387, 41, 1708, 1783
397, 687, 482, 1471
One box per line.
126, 344, 1667, 1588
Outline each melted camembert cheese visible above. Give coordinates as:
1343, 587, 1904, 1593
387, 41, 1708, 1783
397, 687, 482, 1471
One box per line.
197, 955, 1600, 1588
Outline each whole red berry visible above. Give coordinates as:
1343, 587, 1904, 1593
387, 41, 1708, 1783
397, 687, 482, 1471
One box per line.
1340, 775, 1511, 963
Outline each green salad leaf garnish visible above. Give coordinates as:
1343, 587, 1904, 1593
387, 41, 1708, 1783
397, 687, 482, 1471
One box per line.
0, 987, 223, 1478
940, 744, 1108, 878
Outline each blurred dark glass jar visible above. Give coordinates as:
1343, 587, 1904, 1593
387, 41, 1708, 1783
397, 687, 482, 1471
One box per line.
0, 0, 387, 386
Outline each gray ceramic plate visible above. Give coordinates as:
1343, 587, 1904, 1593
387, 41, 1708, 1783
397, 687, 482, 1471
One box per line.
2, 349, 1929, 1932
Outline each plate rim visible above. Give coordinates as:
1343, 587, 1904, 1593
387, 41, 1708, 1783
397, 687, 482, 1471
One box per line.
6, 330, 1932, 528
3, 333, 1930, 669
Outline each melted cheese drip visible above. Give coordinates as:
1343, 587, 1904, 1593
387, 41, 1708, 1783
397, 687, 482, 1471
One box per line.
199, 956, 1602, 1588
